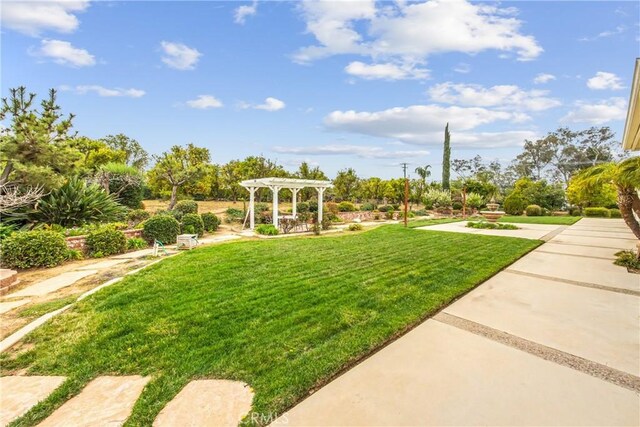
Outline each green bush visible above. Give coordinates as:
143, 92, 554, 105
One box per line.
348, 223, 363, 231
424, 189, 451, 208
256, 224, 278, 235
413, 209, 427, 216
143, 215, 181, 244
65, 249, 83, 261
608, 208, 622, 218
525, 204, 542, 216
174, 200, 198, 215
378, 205, 391, 212
614, 250, 640, 270
1, 230, 68, 269
0, 223, 16, 243
360, 202, 376, 211
126, 209, 150, 225
181, 213, 205, 237
308, 201, 318, 212
466, 221, 518, 230
584, 207, 610, 218
465, 192, 484, 209
325, 202, 340, 214
86, 226, 127, 257
225, 208, 245, 223
338, 201, 357, 212
503, 192, 528, 215
254, 203, 270, 213
569, 207, 582, 216
296, 202, 309, 213
29, 177, 125, 227
201, 212, 220, 232
452, 201, 463, 210
127, 237, 147, 250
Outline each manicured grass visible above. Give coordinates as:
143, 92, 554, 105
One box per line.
16, 297, 76, 318
406, 218, 462, 228
2, 226, 539, 426
498, 215, 581, 225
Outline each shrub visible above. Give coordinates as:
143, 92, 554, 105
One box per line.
143, 215, 181, 244
325, 202, 340, 214
0, 222, 16, 243
569, 207, 582, 216
525, 204, 542, 216
201, 212, 220, 232
127, 237, 147, 250
29, 177, 125, 227
174, 200, 198, 215
126, 209, 150, 225
338, 201, 357, 212
608, 208, 621, 218
1, 230, 68, 269
360, 202, 376, 211
503, 192, 528, 215
225, 208, 245, 223
424, 189, 452, 208
391, 204, 400, 211
614, 250, 640, 270
256, 224, 278, 235
254, 203, 270, 213
452, 201, 463, 210
86, 226, 127, 257
348, 223, 363, 231
296, 202, 309, 213
584, 207, 610, 218
466, 221, 518, 230
413, 209, 427, 216
308, 201, 318, 212
65, 249, 83, 261
373, 213, 381, 220
465, 193, 484, 209
378, 205, 391, 212
181, 213, 204, 237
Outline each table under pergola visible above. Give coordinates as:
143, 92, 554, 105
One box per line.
240, 177, 333, 231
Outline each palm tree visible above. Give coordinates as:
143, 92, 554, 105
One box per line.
414, 165, 432, 183
582, 156, 640, 241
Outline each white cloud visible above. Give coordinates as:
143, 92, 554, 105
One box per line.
294, 0, 542, 69
586, 72, 624, 90
579, 25, 625, 41
323, 104, 534, 147
241, 97, 286, 111
427, 82, 561, 111
160, 41, 201, 70
273, 144, 430, 159
533, 73, 556, 84
560, 97, 627, 125
186, 95, 223, 109
234, 1, 258, 24
453, 63, 471, 74
345, 61, 428, 80
32, 39, 95, 67
1, 0, 89, 36
63, 85, 144, 98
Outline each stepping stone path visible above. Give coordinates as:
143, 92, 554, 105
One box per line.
39, 376, 150, 427
76, 259, 130, 271
153, 380, 253, 427
0, 376, 66, 426
0, 299, 31, 315
10, 270, 98, 298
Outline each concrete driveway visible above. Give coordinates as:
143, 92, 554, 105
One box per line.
277, 218, 640, 426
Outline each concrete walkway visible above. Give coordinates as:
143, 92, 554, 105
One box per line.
280, 218, 640, 426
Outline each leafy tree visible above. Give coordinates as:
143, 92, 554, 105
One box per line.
515, 138, 554, 180
359, 177, 386, 203
414, 165, 431, 182
333, 168, 360, 201
296, 162, 328, 201
95, 162, 144, 208
148, 144, 210, 209
383, 178, 405, 204
0, 87, 80, 190
220, 160, 243, 203
101, 134, 149, 170
578, 126, 617, 167
442, 123, 451, 190
69, 137, 126, 172
566, 168, 617, 208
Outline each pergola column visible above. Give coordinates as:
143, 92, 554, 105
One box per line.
316, 187, 326, 226
248, 187, 257, 230
291, 188, 300, 217
270, 185, 280, 229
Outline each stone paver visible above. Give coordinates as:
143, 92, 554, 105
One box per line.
153, 380, 253, 427
39, 376, 150, 427
417, 221, 560, 240
549, 233, 638, 250
0, 376, 66, 425
444, 271, 640, 375
507, 251, 639, 292
76, 259, 129, 271
9, 270, 98, 298
279, 321, 639, 426
0, 299, 30, 314
533, 242, 620, 259
111, 248, 155, 259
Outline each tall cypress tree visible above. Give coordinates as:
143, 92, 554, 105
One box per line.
442, 122, 451, 190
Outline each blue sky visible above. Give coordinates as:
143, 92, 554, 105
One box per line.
2, 0, 639, 179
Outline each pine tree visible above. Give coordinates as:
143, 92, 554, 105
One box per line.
442, 123, 451, 190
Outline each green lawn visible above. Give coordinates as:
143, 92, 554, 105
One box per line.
2, 226, 540, 426
498, 215, 582, 225
406, 218, 462, 228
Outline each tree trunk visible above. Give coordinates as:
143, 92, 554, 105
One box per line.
0, 162, 13, 188
631, 190, 640, 219
617, 185, 640, 240
168, 185, 178, 210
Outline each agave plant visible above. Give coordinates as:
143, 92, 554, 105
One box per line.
30, 177, 125, 227
580, 156, 640, 240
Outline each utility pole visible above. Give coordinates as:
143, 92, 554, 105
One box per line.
402, 163, 408, 227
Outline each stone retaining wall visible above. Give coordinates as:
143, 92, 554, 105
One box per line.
66, 229, 143, 251
335, 211, 400, 222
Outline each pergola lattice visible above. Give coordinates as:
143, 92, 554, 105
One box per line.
240, 177, 333, 230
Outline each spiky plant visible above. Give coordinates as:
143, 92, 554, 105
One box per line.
30, 177, 125, 227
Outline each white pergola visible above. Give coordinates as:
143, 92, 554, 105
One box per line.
240, 177, 333, 230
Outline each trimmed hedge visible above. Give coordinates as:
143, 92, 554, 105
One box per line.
608, 208, 622, 218
143, 215, 181, 244
1, 230, 68, 269
181, 213, 205, 237
86, 226, 127, 258
503, 193, 528, 215
201, 212, 220, 232
338, 201, 357, 212
584, 207, 610, 218
525, 204, 542, 216
174, 200, 198, 215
